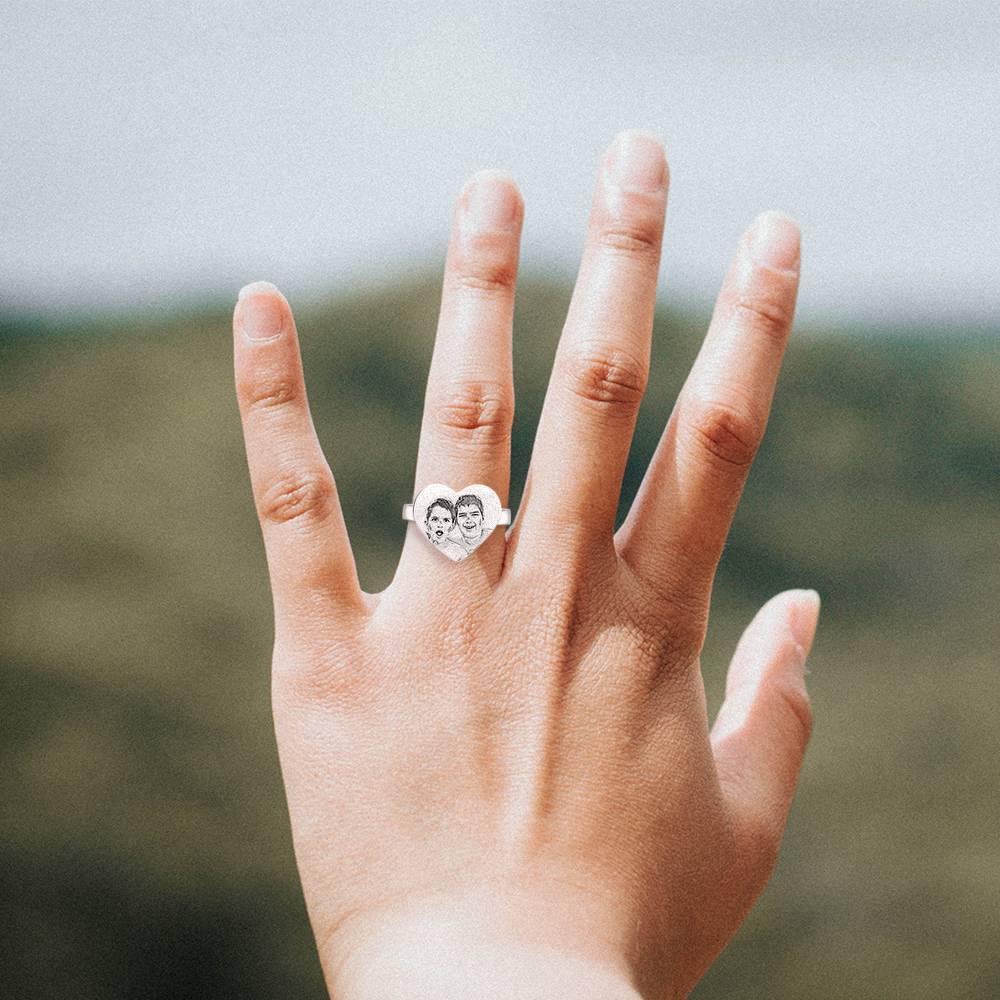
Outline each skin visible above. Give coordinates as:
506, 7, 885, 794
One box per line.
232, 129, 819, 999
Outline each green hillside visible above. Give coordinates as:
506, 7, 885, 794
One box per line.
2, 277, 998, 998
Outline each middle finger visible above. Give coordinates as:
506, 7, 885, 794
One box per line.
512, 130, 668, 564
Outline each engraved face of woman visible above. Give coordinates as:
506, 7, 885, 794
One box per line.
455, 496, 485, 540
424, 499, 455, 545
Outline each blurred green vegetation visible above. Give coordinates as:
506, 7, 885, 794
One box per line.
1, 276, 998, 998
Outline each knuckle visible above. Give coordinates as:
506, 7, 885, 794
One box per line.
451, 258, 518, 297
625, 583, 707, 674
434, 379, 514, 446
650, 605, 706, 666
628, 611, 699, 676
773, 676, 814, 745
732, 290, 794, 342
279, 651, 374, 712
596, 222, 662, 260
562, 344, 648, 418
510, 561, 600, 660
258, 469, 335, 527
684, 396, 762, 470
241, 374, 299, 415
273, 634, 378, 713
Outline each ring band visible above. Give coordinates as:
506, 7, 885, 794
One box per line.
403, 503, 510, 525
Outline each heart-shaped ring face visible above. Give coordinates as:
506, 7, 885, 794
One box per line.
411, 483, 504, 561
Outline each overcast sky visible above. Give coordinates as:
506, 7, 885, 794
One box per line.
2, 1, 998, 326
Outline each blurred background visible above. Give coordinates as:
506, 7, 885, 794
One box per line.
2, 2, 997, 997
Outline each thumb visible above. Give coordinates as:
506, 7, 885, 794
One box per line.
711, 589, 820, 855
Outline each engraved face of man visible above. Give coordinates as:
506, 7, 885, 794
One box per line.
455, 496, 485, 541
424, 499, 455, 545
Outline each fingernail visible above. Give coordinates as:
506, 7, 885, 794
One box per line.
238, 280, 281, 301
238, 284, 284, 342
748, 211, 801, 272
461, 170, 521, 235
605, 130, 667, 193
788, 589, 821, 672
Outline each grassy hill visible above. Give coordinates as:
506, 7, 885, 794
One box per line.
1, 277, 998, 998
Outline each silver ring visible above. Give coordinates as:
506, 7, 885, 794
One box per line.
403, 503, 510, 524
403, 483, 511, 561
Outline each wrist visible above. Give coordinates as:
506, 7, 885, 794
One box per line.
323, 884, 646, 1000
336, 935, 644, 1000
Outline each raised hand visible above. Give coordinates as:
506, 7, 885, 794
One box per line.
232, 129, 819, 1000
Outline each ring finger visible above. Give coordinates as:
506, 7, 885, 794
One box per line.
398, 169, 524, 582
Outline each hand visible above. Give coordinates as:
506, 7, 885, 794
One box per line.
232, 129, 819, 999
